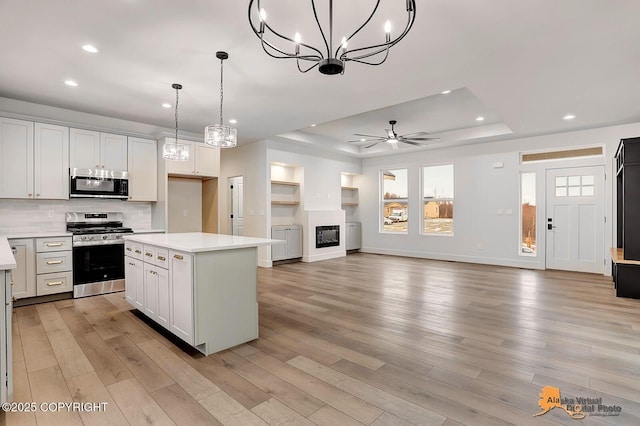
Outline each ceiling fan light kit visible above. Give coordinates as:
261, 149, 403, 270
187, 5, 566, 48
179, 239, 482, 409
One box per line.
349, 120, 439, 149
248, 0, 416, 75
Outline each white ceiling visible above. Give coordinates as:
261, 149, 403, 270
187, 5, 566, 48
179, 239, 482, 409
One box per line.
1, 0, 639, 158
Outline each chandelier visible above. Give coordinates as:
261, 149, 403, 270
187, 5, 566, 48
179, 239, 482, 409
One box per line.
248, 0, 416, 75
162, 83, 190, 161
204, 51, 237, 148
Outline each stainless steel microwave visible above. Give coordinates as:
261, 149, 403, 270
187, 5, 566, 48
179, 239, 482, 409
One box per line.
69, 168, 129, 199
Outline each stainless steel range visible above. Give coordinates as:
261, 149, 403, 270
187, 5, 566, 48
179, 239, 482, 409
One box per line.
66, 212, 133, 298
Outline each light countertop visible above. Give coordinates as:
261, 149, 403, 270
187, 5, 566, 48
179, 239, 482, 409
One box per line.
132, 229, 165, 234
4, 231, 72, 240
0, 237, 17, 270
124, 232, 284, 253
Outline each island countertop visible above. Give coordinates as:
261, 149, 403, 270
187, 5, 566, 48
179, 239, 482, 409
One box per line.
124, 232, 283, 253
0, 237, 17, 270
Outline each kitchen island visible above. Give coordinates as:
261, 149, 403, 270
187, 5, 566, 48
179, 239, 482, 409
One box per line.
1, 237, 16, 404
123, 233, 282, 355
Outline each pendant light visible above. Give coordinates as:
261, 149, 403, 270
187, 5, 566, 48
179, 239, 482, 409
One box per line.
162, 83, 190, 161
204, 51, 237, 148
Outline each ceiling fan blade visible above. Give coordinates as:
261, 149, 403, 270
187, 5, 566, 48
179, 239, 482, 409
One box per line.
354, 133, 385, 138
400, 131, 430, 138
405, 137, 440, 141
400, 140, 430, 146
385, 129, 395, 138
347, 138, 384, 143
364, 141, 383, 148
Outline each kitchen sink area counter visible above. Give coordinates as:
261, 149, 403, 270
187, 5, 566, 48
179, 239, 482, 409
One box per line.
123, 232, 282, 355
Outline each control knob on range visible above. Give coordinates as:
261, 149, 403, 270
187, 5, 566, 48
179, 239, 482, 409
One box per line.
102, 235, 109, 240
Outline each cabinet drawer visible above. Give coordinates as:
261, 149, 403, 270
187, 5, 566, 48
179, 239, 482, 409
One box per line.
143, 245, 156, 262
125, 241, 144, 260
36, 251, 72, 274
155, 248, 169, 269
36, 236, 72, 252
36, 271, 72, 296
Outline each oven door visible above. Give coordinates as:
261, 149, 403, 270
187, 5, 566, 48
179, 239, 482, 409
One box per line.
72, 243, 125, 292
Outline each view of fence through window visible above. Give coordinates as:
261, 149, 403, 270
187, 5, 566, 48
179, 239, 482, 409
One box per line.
382, 168, 408, 232
423, 164, 454, 234
521, 172, 536, 255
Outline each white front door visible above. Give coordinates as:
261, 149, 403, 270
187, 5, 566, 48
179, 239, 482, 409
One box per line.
545, 166, 605, 273
229, 176, 244, 236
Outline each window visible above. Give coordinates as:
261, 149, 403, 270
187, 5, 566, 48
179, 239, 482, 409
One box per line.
554, 175, 595, 197
382, 168, 408, 233
422, 164, 454, 235
520, 172, 536, 256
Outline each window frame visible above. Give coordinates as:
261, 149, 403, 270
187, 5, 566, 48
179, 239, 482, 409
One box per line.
380, 168, 409, 234
519, 171, 537, 257
421, 163, 455, 237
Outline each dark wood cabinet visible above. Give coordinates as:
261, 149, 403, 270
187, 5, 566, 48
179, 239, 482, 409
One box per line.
612, 137, 640, 298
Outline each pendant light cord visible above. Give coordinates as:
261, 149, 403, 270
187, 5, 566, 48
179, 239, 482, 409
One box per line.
219, 57, 224, 125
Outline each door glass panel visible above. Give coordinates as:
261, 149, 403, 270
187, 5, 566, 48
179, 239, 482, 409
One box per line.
556, 187, 567, 197
568, 176, 581, 186
582, 186, 595, 196
555, 176, 567, 186
568, 186, 581, 196
582, 175, 594, 185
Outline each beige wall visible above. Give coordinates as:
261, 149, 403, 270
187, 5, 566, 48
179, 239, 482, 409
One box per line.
167, 177, 202, 233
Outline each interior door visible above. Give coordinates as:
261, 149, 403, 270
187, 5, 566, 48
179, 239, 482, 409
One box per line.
546, 166, 605, 273
230, 176, 244, 236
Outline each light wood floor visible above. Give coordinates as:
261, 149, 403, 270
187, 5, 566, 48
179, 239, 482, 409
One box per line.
2, 253, 640, 425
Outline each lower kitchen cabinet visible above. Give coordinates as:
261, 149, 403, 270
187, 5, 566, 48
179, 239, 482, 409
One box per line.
271, 225, 303, 261
168, 251, 193, 344
346, 222, 362, 251
8, 239, 36, 299
125, 257, 144, 310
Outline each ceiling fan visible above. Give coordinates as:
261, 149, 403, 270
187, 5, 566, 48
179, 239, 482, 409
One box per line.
348, 120, 439, 150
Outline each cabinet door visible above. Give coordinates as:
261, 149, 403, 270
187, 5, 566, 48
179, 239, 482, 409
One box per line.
8, 239, 36, 299
195, 143, 220, 177
70, 128, 101, 169
128, 137, 157, 201
125, 257, 144, 309
101, 133, 128, 171
271, 227, 287, 261
0, 117, 34, 199
165, 140, 195, 175
34, 123, 69, 200
287, 227, 303, 258
143, 263, 158, 319
169, 251, 193, 344
156, 266, 170, 329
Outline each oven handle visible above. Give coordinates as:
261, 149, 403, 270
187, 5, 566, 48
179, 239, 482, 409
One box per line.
72, 240, 126, 247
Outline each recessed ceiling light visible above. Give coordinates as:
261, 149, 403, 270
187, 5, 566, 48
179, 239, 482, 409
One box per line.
441, 90, 451, 94
563, 114, 576, 120
64, 80, 78, 87
162, 103, 171, 108
310, 124, 316, 127
476, 116, 485, 122
229, 119, 238, 124
82, 44, 98, 53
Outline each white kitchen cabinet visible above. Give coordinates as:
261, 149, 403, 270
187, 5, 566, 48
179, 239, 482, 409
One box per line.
169, 250, 194, 344
35, 237, 72, 296
127, 137, 157, 201
164, 139, 220, 178
125, 256, 144, 310
1, 269, 13, 404
271, 225, 303, 261
0, 117, 34, 199
8, 239, 36, 299
156, 266, 170, 329
143, 262, 158, 318
70, 128, 127, 171
346, 222, 362, 251
34, 123, 69, 199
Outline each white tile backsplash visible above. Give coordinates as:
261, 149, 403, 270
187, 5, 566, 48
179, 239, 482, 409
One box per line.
0, 199, 152, 235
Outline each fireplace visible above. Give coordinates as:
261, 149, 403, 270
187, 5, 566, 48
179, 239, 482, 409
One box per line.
316, 225, 340, 248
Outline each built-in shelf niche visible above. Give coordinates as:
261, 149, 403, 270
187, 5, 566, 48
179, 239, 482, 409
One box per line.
341, 173, 359, 221
271, 163, 303, 227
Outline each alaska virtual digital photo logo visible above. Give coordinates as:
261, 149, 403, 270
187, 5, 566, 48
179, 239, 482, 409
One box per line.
534, 386, 622, 419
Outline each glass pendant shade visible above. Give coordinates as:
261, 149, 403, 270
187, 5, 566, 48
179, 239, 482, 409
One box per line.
162, 140, 190, 161
205, 124, 237, 148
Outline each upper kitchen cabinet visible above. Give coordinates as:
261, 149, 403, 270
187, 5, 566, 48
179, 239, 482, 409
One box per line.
0, 118, 69, 200
127, 137, 157, 201
70, 128, 128, 171
164, 139, 220, 178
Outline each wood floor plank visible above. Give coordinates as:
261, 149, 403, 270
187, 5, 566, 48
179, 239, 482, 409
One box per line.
307, 405, 365, 426
105, 334, 175, 392
28, 366, 83, 425
66, 371, 128, 425
4, 312, 36, 426
15, 306, 58, 373
107, 378, 175, 425
151, 383, 222, 425
74, 331, 132, 386
199, 391, 269, 425
251, 398, 316, 425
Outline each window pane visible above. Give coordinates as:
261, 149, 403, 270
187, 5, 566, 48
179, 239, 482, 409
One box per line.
582, 186, 595, 196
521, 172, 536, 256
582, 175, 594, 185
555, 176, 567, 187
423, 164, 454, 235
556, 187, 567, 197
568, 176, 580, 186
568, 186, 581, 196
382, 169, 408, 233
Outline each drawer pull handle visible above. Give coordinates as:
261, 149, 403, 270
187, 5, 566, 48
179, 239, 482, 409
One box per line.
46, 243, 64, 247
46, 260, 64, 265
47, 281, 64, 286
11, 247, 17, 254
173, 254, 184, 260
145, 252, 153, 257
135, 250, 142, 254
126, 247, 132, 251
157, 256, 166, 261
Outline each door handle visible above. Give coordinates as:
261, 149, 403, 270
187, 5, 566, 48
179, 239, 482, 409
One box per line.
547, 224, 557, 230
